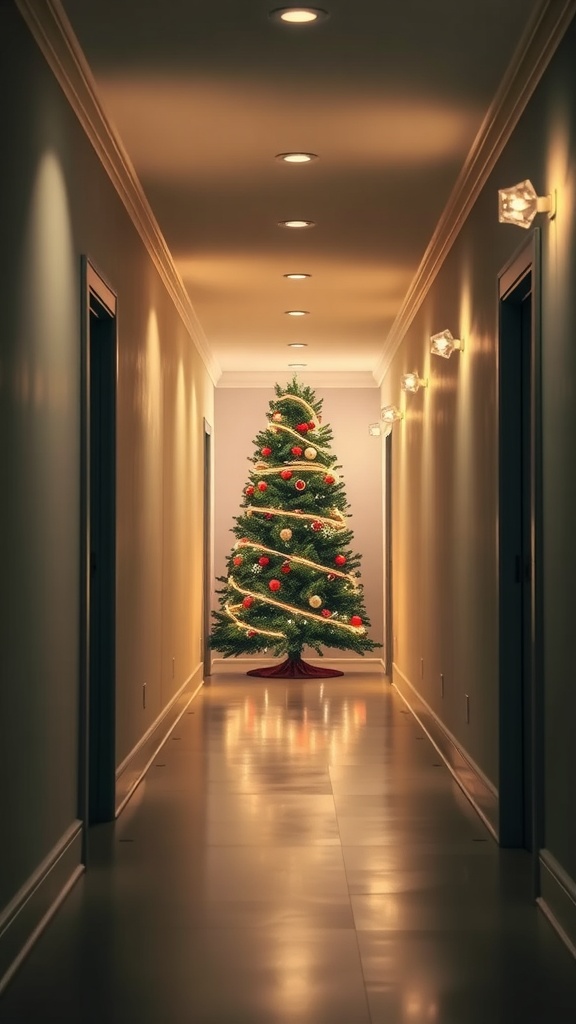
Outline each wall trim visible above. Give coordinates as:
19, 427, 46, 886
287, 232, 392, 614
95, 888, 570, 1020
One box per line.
537, 849, 576, 959
216, 371, 380, 389
210, 656, 386, 675
115, 665, 204, 815
14, 0, 221, 386
392, 664, 499, 840
0, 821, 84, 995
373, 0, 576, 384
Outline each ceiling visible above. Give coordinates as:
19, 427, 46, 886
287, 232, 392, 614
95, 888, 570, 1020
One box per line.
60, 0, 540, 384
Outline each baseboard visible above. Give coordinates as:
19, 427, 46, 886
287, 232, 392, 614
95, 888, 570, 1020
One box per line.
210, 656, 387, 676
392, 664, 499, 839
115, 664, 204, 814
0, 821, 84, 995
538, 849, 576, 959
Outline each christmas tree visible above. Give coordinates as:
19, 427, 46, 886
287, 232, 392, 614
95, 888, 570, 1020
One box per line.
210, 378, 381, 677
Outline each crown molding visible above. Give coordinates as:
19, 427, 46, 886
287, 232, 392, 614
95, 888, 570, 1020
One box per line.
373, 0, 576, 385
216, 370, 379, 389
15, 0, 222, 386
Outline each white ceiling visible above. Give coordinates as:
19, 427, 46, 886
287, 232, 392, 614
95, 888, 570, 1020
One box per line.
60, 0, 540, 384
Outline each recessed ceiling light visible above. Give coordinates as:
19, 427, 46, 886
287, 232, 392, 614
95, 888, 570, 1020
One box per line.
288, 363, 308, 368
278, 219, 315, 228
288, 342, 308, 348
269, 8, 329, 25
275, 152, 318, 164
284, 273, 311, 280
285, 310, 309, 316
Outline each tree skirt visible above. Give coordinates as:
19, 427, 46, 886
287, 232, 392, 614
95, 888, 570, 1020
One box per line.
246, 657, 344, 678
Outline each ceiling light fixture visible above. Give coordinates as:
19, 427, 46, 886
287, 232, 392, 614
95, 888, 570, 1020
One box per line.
288, 362, 308, 368
279, 219, 315, 228
284, 273, 311, 280
269, 8, 329, 25
276, 152, 318, 164
381, 405, 403, 425
401, 372, 428, 394
498, 179, 556, 229
285, 310, 309, 316
430, 329, 464, 359
288, 342, 308, 348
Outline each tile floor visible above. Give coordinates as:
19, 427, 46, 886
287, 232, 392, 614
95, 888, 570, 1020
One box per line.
2, 671, 576, 1023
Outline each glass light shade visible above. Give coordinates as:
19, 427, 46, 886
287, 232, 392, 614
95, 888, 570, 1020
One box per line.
430, 329, 463, 359
368, 422, 382, 437
276, 152, 317, 163
401, 372, 428, 393
284, 273, 311, 279
279, 219, 315, 228
381, 404, 403, 424
271, 7, 328, 23
285, 310, 309, 316
498, 179, 553, 229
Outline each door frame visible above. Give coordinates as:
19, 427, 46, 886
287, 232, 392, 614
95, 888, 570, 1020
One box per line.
497, 231, 544, 877
384, 430, 393, 675
202, 417, 213, 679
79, 257, 118, 854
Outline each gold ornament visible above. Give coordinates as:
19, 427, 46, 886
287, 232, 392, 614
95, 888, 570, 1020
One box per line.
272, 412, 283, 422
279, 528, 293, 542
309, 595, 322, 609
304, 447, 317, 460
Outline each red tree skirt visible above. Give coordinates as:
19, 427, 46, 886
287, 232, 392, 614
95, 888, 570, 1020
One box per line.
246, 657, 344, 678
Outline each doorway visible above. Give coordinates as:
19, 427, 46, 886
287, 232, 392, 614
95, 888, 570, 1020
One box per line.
497, 233, 543, 874
80, 258, 117, 840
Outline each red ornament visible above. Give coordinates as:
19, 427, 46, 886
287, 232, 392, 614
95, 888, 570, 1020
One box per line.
350, 615, 363, 627
242, 596, 253, 608
291, 446, 303, 456
245, 486, 255, 496
324, 474, 335, 485
307, 421, 316, 430
233, 555, 243, 566
280, 469, 293, 480
281, 562, 291, 574
311, 520, 323, 531
296, 423, 309, 433
295, 480, 306, 491
261, 447, 272, 456
269, 579, 281, 592
321, 609, 331, 618
265, 513, 273, 520
335, 554, 346, 566
258, 556, 270, 566
247, 629, 257, 638
257, 481, 268, 492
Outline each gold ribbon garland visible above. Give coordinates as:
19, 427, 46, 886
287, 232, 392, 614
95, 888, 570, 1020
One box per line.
229, 577, 365, 634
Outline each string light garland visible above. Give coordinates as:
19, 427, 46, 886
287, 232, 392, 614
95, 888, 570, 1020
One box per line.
274, 394, 318, 420
225, 602, 286, 639
269, 422, 331, 452
229, 577, 366, 633
235, 538, 358, 585
246, 505, 348, 531
250, 462, 334, 478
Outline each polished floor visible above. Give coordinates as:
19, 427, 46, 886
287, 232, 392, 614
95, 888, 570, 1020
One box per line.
2, 671, 576, 1023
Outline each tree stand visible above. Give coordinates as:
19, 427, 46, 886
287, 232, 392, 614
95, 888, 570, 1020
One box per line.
247, 657, 344, 678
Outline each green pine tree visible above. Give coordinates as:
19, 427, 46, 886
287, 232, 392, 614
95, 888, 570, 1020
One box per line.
210, 378, 381, 677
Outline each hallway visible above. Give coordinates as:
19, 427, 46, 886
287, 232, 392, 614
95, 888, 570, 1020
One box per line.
2, 670, 576, 1023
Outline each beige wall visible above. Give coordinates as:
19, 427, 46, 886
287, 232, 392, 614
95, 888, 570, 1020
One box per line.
213, 386, 384, 663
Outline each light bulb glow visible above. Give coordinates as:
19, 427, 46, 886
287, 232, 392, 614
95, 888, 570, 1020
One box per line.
430, 329, 464, 359
225, 602, 286, 639
270, 7, 329, 24
284, 273, 311, 280
279, 219, 315, 228
401, 372, 428, 393
285, 310, 309, 316
381, 405, 403, 424
368, 423, 381, 436
276, 152, 317, 163
498, 179, 554, 229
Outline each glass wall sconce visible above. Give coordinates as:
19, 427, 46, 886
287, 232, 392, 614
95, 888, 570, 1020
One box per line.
430, 329, 464, 359
368, 422, 381, 436
401, 372, 428, 394
498, 179, 555, 229
381, 404, 403, 425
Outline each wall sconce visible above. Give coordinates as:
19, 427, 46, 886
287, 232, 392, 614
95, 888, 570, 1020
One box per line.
430, 329, 464, 359
498, 179, 555, 229
401, 372, 428, 394
381, 404, 403, 425
369, 421, 393, 437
